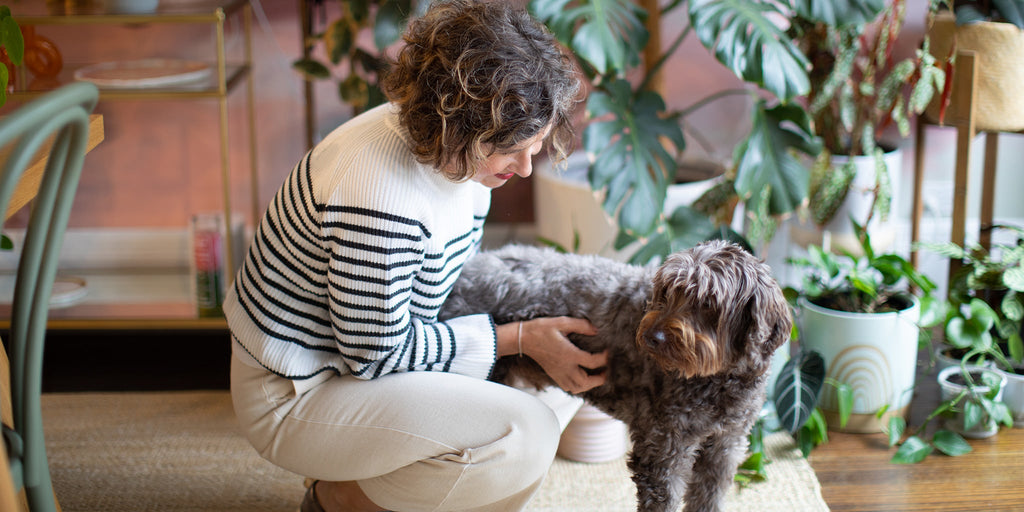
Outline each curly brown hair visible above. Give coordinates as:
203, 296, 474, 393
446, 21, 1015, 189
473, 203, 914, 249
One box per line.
381, 0, 580, 182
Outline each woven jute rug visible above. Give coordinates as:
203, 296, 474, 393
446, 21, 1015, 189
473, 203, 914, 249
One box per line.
40, 391, 829, 512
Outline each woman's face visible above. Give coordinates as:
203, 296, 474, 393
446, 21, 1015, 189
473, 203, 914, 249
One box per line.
468, 126, 551, 189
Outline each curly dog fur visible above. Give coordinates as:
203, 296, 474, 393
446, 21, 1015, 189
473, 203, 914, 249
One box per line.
439, 240, 791, 512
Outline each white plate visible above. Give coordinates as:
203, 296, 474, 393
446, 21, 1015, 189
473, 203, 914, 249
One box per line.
74, 59, 211, 89
49, 276, 88, 308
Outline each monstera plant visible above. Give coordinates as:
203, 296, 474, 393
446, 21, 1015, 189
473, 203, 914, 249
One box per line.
531, 0, 821, 261
531, 0, 946, 262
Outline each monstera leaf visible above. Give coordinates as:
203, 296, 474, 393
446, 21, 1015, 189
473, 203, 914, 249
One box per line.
529, 0, 648, 75
774, 349, 826, 435
733, 101, 819, 217
583, 79, 685, 238
688, 0, 810, 102
791, 0, 888, 26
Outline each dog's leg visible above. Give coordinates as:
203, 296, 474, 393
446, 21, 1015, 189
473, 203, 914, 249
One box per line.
627, 425, 696, 512
680, 431, 749, 512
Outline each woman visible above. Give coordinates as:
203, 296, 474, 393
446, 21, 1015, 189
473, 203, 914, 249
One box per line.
225, 1, 608, 511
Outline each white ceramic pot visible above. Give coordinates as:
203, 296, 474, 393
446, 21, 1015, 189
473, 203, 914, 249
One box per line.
790, 147, 902, 256
765, 339, 792, 401
937, 365, 1007, 439
797, 296, 920, 433
997, 367, 1024, 428
933, 345, 996, 375
556, 403, 629, 463
533, 153, 725, 260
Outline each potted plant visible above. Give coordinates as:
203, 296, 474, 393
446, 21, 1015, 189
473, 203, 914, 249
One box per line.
776, 0, 947, 254
785, 220, 942, 433
533, 0, 948, 263
919, 224, 1024, 427
925, 0, 1024, 132
886, 364, 1011, 463
292, 0, 419, 116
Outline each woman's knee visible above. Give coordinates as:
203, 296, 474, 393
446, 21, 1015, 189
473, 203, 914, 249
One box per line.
472, 393, 562, 486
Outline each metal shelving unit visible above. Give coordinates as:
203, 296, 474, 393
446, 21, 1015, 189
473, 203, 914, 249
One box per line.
0, 0, 258, 330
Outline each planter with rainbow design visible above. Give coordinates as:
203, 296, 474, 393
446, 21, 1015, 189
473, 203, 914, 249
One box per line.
797, 296, 921, 433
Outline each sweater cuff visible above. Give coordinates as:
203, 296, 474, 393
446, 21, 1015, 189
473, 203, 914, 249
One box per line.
444, 314, 497, 380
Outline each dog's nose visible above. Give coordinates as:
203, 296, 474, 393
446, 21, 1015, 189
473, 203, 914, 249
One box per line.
644, 330, 666, 348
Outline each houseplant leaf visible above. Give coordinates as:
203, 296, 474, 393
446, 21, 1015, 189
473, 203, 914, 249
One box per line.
530, 0, 647, 75
991, 0, 1024, 28
891, 435, 934, 464
0, 9, 23, 67
734, 102, 817, 216
584, 81, 684, 237
688, 0, 810, 102
1004, 267, 1024, 292
791, 0, 887, 27
773, 349, 826, 434
324, 19, 355, 65
931, 429, 973, 456
292, 58, 331, 80
373, 0, 411, 50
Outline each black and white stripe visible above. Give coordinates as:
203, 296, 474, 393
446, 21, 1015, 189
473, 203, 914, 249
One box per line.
225, 104, 497, 382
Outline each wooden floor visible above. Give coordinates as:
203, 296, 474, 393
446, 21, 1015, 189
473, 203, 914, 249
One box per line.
810, 368, 1024, 512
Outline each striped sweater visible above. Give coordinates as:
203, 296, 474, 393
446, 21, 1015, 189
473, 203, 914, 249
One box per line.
224, 104, 497, 384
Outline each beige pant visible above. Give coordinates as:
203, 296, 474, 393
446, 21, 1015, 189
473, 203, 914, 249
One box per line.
230, 354, 582, 511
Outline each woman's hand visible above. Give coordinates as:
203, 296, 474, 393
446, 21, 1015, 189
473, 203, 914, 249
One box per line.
498, 317, 608, 394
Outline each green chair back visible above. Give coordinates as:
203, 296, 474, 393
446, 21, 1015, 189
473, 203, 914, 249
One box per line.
0, 81, 99, 512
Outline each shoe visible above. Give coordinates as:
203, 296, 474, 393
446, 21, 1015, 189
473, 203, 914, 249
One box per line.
299, 480, 326, 512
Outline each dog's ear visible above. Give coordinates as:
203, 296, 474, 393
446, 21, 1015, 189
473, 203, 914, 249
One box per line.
743, 279, 792, 375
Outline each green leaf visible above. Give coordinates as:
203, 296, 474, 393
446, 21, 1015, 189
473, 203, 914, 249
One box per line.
917, 241, 968, 260
734, 102, 817, 216
347, 0, 371, 24
963, 400, 983, 431
891, 435, 934, 464
324, 19, 354, 65
918, 295, 946, 329
1002, 293, 1024, 321
583, 80, 684, 238
734, 451, 767, 486
834, 381, 853, 428
912, 46, 945, 112
292, 58, 331, 80
374, 0, 410, 50
534, 0, 647, 75
932, 429, 973, 456
797, 408, 829, 457
338, 74, 369, 108
773, 349, 826, 434
1007, 332, 1023, 365
992, 0, 1024, 29
1, 14, 23, 66
970, 298, 999, 329
792, 0, 887, 26
689, 0, 810, 101
887, 416, 906, 447
0, 234, 12, 250
808, 159, 856, 226
1004, 267, 1024, 292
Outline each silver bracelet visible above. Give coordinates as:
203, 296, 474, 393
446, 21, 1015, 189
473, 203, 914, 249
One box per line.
517, 321, 523, 357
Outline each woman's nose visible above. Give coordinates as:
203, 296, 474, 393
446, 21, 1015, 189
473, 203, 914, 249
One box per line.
516, 153, 533, 178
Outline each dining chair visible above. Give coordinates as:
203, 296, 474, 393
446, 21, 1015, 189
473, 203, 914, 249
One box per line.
0, 81, 99, 512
